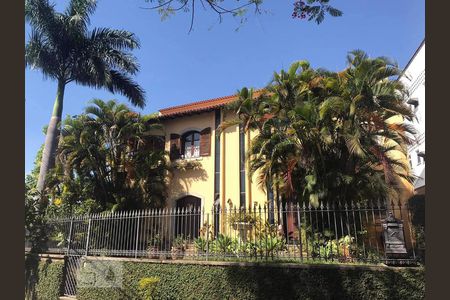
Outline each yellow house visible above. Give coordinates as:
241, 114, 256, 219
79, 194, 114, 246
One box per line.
150, 92, 415, 247
156, 92, 268, 218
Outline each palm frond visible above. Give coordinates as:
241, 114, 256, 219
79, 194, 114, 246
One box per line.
90, 27, 140, 50
25, 30, 60, 79
65, 0, 97, 30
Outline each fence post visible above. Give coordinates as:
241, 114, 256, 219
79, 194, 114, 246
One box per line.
206, 213, 210, 261
135, 211, 141, 259
85, 216, 92, 256
66, 217, 74, 255
296, 205, 303, 262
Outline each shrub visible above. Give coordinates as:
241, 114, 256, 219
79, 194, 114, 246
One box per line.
25, 255, 64, 300
138, 277, 160, 300
77, 259, 425, 300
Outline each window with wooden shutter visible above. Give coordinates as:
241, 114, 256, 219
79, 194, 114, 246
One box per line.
181, 131, 200, 158
200, 127, 211, 156
169, 133, 181, 160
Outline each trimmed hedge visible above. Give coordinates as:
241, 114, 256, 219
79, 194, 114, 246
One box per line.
77, 260, 425, 300
25, 255, 65, 300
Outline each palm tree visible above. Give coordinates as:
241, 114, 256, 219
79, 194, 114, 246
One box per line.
53, 99, 167, 212
225, 52, 415, 207
25, 0, 146, 195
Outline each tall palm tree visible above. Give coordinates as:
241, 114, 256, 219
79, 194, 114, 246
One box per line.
25, 0, 146, 195
224, 52, 415, 207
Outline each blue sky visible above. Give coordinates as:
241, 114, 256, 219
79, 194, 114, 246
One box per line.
25, 0, 424, 174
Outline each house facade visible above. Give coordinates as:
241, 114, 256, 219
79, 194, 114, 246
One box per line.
155, 92, 268, 219
399, 40, 425, 195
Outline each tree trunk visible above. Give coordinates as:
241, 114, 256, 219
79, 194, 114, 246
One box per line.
36, 80, 65, 196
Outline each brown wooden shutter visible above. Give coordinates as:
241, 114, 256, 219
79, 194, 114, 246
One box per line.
200, 127, 211, 156
169, 133, 181, 160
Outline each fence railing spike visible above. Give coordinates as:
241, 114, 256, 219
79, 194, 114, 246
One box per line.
35, 198, 416, 263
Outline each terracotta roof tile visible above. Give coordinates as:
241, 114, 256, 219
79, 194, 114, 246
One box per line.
158, 89, 264, 118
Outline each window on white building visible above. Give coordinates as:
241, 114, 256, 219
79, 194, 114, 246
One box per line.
416, 151, 422, 165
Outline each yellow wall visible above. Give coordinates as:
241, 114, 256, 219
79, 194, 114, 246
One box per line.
222, 110, 240, 209
162, 111, 216, 212
161, 110, 268, 215
221, 111, 268, 211
248, 128, 268, 208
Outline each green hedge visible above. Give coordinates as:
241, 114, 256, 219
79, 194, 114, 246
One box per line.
25, 255, 65, 300
77, 260, 425, 300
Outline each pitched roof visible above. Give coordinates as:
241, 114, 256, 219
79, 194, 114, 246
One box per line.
397, 38, 425, 81
158, 89, 264, 119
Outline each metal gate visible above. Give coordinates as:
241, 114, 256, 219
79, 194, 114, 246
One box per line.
62, 217, 90, 297
63, 255, 82, 296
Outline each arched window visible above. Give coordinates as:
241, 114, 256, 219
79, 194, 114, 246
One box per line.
181, 131, 200, 158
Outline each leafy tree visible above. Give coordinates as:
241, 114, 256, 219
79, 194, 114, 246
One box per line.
25, 0, 146, 196
223, 51, 415, 207
141, 0, 342, 32
45, 99, 168, 215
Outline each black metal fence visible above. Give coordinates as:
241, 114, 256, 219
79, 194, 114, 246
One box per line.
26, 199, 418, 264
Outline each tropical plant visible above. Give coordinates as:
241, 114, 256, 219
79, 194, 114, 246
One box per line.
194, 237, 209, 253
45, 99, 168, 214
25, 182, 49, 254
171, 235, 186, 259
25, 0, 145, 196
408, 194, 425, 262
172, 235, 186, 249
254, 235, 286, 258
211, 234, 234, 254
148, 234, 162, 248
146, 234, 162, 258
223, 51, 415, 208
199, 222, 213, 239
308, 231, 354, 260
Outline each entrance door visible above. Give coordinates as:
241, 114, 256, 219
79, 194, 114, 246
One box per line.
175, 196, 201, 239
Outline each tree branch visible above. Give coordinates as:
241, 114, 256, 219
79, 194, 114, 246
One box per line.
139, 0, 175, 10
188, 0, 195, 33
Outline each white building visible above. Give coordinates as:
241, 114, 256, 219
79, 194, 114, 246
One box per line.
399, 40, 425, 194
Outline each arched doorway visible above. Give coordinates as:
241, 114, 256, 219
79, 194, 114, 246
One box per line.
175, 196, 201, 239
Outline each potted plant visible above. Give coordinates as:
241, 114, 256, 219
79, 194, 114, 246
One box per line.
338, 235, 354, 262
171, 235, 185, 260
146, 234, 161, 259
194, 237, 208, 255
229, 211, 257, 242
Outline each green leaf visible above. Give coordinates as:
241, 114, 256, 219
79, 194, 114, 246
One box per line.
309, 193, 319, 208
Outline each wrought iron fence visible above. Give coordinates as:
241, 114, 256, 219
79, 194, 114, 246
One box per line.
26, 198, 417, 264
